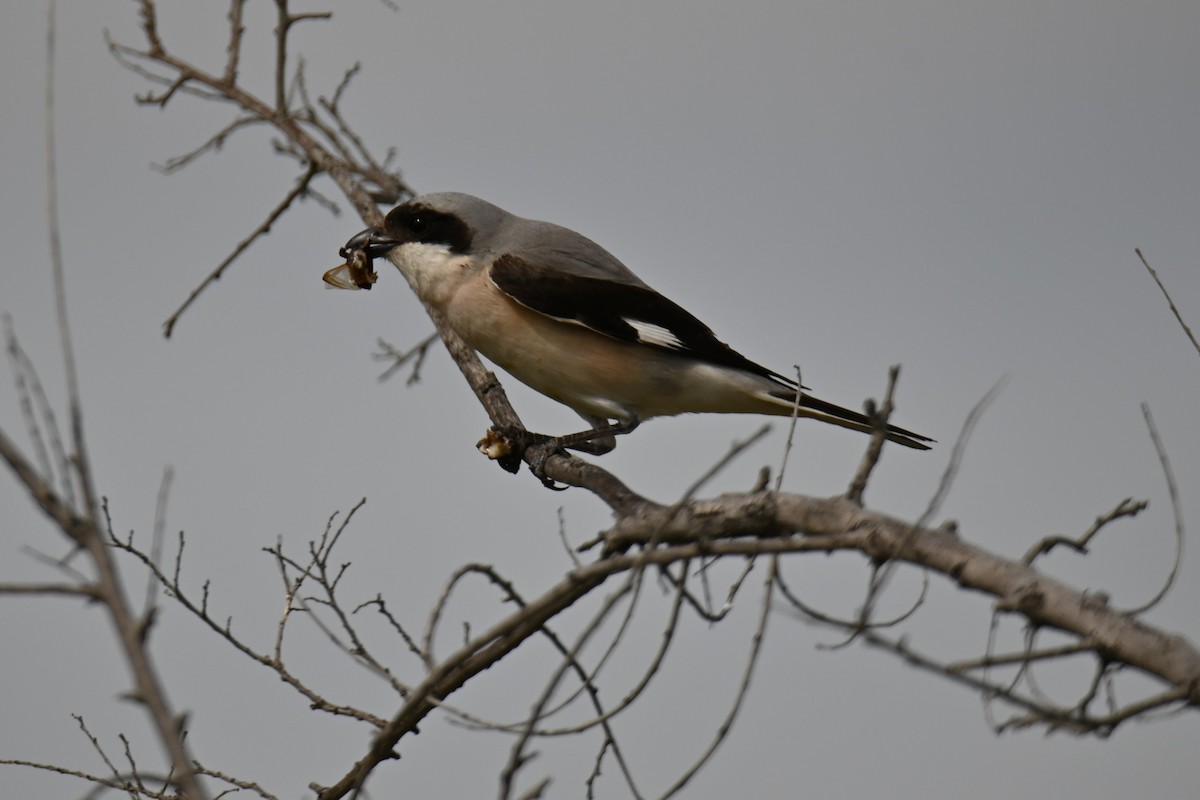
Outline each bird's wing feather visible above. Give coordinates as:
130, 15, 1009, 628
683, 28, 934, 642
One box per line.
489, 253, 796, 387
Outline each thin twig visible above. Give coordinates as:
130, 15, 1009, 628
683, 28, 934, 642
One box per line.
153, 116, 264, 173
0, 582, 101, 598
374, 333, 439, 385
195, 761, 281, 800
162, 164, 319, 337
916, 377, 1005, 529
112, 520, 386, 728
143, 466, 174, 617
45, 0, 90, 512
657, 558, 776, 799
0, 760, 155, 798
1136, 248, 1200, 357
679, 423, 771, 503
499, 578, 647, 800
773, 561, 928, 639
772, 365, 802, 493
273, 0, 288, 112
4, 319, 73, 505
1022, 498, 1148, 565
222, 0, 247, 85
1122, 404, 1184, 615
948, 640, 1096, 672
845, 365, 900, 505
354, 595, 425, 670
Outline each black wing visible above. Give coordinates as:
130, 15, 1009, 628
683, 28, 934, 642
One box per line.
490, 253, 796, 388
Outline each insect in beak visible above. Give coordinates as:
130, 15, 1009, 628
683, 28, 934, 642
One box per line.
323, 247, 377, 290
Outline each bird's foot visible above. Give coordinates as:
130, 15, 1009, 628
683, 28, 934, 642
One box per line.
478, 427, 569, 490
526, 439, 570, 491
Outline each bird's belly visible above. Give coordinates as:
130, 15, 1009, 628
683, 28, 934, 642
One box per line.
444, 290, 685, 422
445, 288, 777, 423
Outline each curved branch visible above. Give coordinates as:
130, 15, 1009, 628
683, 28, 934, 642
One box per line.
312, 489, 1200, 796
603, 493, 1200, 701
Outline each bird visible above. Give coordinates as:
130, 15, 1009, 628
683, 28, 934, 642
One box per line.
335, 192, 932, 463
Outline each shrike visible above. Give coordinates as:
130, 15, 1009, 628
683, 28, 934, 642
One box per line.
334, 193, 931, 461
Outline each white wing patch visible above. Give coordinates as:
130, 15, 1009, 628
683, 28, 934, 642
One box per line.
626, 319, 684, 349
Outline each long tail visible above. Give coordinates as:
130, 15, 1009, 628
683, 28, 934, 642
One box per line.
766, 388, 934, 450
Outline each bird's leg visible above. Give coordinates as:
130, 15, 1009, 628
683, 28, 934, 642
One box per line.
526, 419, 639, 489
553, 418, 640, 454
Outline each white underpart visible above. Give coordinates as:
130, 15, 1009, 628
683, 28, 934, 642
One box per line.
626, 319, 684, 349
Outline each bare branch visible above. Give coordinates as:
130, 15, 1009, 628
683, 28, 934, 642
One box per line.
312, 482, 1200, 796
0, 581, 101, 599
111, 520, 387, 728
863, 632, 1106, 731
555, 507, 583, 569
0, 759, 159, 798
142, 466, 173, 618
774, 560, 929, 640
916, 377, 1005, 529
353, 595, 425, 672
846, 364, 900, 505
110, 29, 381, 219
153, 116, 265, 173
598, 493, 1200, 705
4, 318, 52, 485
222, 0, 247, 85
658, 558, 776, 799
374, 333, 439, 385
679, 423, 771, 503
73, 715, 130, 795
1137, 247, 1200, 357
162, 163, 319, 338
1023, 498, 1148, 565
949, 639, 1097, 672
4, 318, 75, 507
1122, 404, 1184, 615
499, 576, 647, 800
772, 366, 802, 492
44, 0, 93, 524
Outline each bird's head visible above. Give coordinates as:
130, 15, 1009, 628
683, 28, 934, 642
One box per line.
340, 192, 509, 261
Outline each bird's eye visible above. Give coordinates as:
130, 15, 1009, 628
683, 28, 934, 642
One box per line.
407, 214, 429, 234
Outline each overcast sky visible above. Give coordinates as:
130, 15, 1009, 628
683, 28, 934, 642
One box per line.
3, 1, 1200, 797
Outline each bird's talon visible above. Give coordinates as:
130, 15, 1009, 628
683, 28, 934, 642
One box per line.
528, 438, 571, 490
540, 475, 569, 491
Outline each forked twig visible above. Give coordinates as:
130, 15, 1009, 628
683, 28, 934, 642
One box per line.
1022, 498, 1148, 565
374, 333, 439, 384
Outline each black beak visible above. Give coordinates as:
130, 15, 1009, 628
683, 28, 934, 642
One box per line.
339, 227, 401, 260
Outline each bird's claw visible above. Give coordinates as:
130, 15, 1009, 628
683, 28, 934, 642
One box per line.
527, 439, 570, 490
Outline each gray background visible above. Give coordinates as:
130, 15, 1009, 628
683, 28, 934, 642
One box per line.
3, 1, 1199, 797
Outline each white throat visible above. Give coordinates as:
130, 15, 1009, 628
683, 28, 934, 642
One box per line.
388, 242, 475, 306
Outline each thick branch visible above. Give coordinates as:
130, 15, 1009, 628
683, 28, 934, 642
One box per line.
602, 493, 1200, 699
